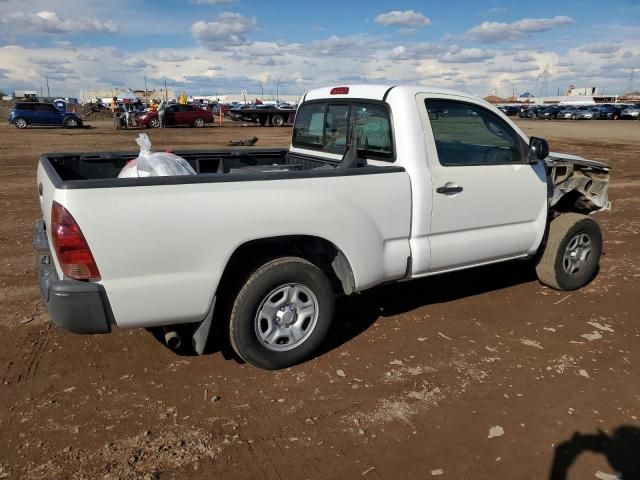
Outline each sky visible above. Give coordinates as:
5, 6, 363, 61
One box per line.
0, 0, 639, 99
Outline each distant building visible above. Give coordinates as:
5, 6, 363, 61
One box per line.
14, 90, 38, 99
483, 95, 507, 104
80, 88, 176, 103
567, 87, 604, 96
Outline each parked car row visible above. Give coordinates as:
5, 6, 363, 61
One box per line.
498, 103, 640, 120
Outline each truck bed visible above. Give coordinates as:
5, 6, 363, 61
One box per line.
41, 148, 400, 189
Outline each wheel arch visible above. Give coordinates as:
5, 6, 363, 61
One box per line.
218, 235, 356, 297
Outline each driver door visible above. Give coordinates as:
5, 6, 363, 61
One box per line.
417, 95, 548, 272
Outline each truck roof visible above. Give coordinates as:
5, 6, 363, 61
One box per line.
302, 84, 480, 103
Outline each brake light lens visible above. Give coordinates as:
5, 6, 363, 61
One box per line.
330, 87, 349, 95
51, 201, 101, 281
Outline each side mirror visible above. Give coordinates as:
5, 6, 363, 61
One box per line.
528, 136, 549, 163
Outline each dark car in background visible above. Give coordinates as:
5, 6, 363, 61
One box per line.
537, 105, 564, 120
497, 105, 520, 116
595, 105, 622, 120
8, 102, 83, 129
136, 104, 214, 128
518, 105, 546, 118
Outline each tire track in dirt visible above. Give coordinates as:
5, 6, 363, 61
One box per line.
1, 329, 49, 385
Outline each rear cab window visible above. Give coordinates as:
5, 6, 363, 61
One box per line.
293, 101, 394, 161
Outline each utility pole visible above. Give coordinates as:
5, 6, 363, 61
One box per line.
276, 80, 280, 103
260, 82, 264, 101
541, 64, 550, 98
144, 75, 148, 103
164, 79, 168, 102
46, 75, 51, 98
628, 67, 635, 93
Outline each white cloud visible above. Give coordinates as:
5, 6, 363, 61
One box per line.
374, 10, 431, 27
1, 10, 117, 34
513, 53, 535, 62
579, 42, 621, 54
463, 16, 573, 42
28, 56, 70, 65
487, 64, 539, 73
441, 46, 495, 63
192, 12, 256, 47
122, 57, 150, 69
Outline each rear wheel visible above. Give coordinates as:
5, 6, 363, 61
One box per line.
270, 114, 285, 127
229, 257, 334, 369
149, 118, 160, 128
535, 213, 602, 290
14, 117, 27, 129
193, 117, 205, 128
612, 113, 619, 120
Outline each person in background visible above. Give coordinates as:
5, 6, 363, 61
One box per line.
123, 104, 131, 129
110, 97, 117, 114
157, 100, 166, 128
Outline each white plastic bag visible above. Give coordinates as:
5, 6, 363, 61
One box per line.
118, 133, 196, 178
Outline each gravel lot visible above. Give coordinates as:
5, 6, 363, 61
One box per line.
0, 118, 638, 480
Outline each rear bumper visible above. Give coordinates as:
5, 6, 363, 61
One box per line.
33, 218, 112, 334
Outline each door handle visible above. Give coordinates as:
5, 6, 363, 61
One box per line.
436, 183, 463, 195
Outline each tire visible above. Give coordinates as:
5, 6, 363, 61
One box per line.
193, 117, 205, 128
229, 257, 335, 369
613, 114, 619, 120
258, 115, 267, 126
149, 118, 160, 128
270, 114, 285, 127
14, 117, 27, 129
64, 117, 79, 128
535, 213, 602, 291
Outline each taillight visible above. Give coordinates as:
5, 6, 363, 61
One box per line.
51, 201, 101, 281
330, 87, 349, 95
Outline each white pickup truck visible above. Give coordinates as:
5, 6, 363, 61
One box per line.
34, 85, 610, 369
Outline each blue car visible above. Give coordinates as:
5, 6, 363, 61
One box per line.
8, 102, 83, 129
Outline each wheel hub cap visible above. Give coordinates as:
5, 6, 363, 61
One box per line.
276, 305, 297, 327
254, 283, 319, 352
563, 232, 592, 276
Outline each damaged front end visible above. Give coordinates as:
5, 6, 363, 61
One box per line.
546, 152, 611, 213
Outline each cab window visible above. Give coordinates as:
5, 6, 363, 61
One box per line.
426, 100, 522, 166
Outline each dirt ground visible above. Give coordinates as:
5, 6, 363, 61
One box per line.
0, 118, 639, 480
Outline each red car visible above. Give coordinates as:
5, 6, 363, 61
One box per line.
136, 104, 214, 128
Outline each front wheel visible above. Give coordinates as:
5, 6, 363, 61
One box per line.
64, 117, 79, 128
149, 118, 160, 128
193, 117, 205, 128
229, 257, 335, 369
535, 213, 602, 290
14, 117, 27, 129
